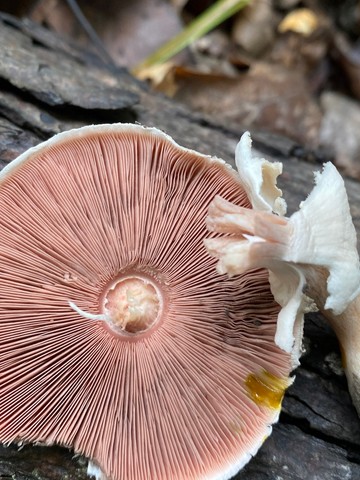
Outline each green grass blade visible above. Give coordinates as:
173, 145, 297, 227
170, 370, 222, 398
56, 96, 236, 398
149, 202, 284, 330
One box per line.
133, 0, 251, 74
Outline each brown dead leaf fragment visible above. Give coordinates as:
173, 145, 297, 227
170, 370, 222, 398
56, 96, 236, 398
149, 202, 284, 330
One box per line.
269, 30, 329, 76
267, 7, 331, 95
170, 62, 322, 147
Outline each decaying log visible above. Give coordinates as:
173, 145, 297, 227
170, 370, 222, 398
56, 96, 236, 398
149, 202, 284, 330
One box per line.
0, 12, 359, 480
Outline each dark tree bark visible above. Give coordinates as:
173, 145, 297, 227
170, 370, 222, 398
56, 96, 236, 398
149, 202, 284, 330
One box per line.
0, 12, 359, 480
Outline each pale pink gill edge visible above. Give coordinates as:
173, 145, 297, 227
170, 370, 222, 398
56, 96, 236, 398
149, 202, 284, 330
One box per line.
87, 424, 274, 480
0, 123, 235, 183
0, 123, 282, 480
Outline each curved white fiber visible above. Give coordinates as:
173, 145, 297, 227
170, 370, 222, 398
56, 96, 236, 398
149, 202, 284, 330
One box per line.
68, 301, 108, 322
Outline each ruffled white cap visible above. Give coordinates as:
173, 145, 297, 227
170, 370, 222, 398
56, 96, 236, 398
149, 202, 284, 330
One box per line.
205, 132, 360, 366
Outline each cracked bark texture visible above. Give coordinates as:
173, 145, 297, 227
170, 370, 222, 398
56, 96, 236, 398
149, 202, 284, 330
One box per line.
0, 12, 359, 480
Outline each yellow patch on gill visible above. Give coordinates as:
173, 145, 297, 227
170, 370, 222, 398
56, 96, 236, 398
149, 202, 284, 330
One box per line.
246, 370, 291, 410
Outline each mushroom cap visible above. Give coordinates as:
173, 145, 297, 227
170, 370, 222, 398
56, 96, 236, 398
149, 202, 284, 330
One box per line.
0, 124, 291, 480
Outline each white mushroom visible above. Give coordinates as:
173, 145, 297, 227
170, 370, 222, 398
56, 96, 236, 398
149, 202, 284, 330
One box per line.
205, 132, 360, 412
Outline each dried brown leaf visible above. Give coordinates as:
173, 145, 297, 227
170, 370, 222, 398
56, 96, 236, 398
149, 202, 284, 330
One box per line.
167, 62, 322, 147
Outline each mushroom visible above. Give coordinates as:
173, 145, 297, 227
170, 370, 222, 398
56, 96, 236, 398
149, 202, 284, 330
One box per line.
0, 124, 293, 480
205, 132, 360, 414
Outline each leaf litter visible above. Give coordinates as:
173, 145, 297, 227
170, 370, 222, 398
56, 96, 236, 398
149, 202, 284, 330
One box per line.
4, 0, 360, 180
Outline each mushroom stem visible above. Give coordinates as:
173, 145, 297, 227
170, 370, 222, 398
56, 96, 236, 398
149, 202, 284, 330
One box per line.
306, 267, 360, 416
325, 300, 360, 416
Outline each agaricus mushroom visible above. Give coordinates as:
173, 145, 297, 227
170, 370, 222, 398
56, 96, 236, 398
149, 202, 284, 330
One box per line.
205, 132, 360, 414
0, 124, 292, 480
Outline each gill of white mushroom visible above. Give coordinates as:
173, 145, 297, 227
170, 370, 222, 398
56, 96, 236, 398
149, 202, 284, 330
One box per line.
205, 132, 360, 414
